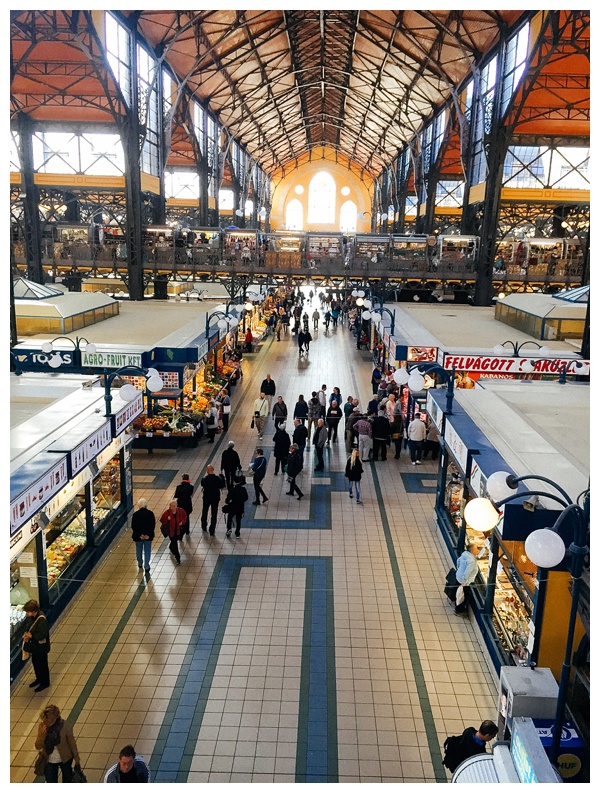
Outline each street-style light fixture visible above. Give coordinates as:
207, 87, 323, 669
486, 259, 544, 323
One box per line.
394, 362, 457, 414
40, 336, 97, 369
466, 472, 589, 767
493, 340, 551, 357
205, 309, 239, 338
103, 366, 164, 418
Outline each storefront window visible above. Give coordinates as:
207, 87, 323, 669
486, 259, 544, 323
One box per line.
444, 465, 464, 537
10, 539, 40, 641
92, 455, 121, 535
46, 492, 87, 600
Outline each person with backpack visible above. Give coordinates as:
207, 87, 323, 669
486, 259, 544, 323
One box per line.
442, 720, 499, 773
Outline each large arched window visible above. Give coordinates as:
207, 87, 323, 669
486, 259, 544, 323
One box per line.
285, 199, 304, 230
308, 171, 336, 223
340, 200, 357, 232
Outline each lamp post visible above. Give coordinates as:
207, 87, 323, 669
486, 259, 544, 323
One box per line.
205, 309, 240, 339
493, 340, 551, 357
466, 473, 589, 767
40, 336, 97, 369
103, 366, 164, 418
394, 362, 457, 415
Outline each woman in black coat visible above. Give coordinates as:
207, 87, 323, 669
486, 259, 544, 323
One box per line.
293, 394, 309, 424
225, 477, 249, 538
174, 474, 194, 535
345, 449, 364, 504
273, 426, 292, 475
285, 444, 304, 500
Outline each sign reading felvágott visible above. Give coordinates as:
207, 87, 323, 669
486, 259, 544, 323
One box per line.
443, 354, 590, 374
81, 351, 143, 368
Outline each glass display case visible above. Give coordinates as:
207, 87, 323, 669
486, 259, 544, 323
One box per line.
92, 456, 121, 534
444, 465, 464, 537
45, 494, 87, 599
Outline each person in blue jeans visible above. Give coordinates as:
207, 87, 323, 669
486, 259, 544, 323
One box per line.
131, 498, 155, 573
345, 449, 364, 503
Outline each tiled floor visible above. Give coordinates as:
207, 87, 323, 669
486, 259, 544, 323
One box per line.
10, 308, 499, 783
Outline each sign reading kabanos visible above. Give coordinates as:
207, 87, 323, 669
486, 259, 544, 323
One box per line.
443, 354, 590, 374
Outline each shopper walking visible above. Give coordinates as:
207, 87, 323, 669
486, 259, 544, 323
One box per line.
131, 498, 155, 572
260, 374, 276, 409
105, 745, 150, 783
159, 500, 186, 563
345, 407, 362, 453
312, 418, 327, 471
307, 391, 321, 442
271, 395, 288, 429
35, 703, 80, 782
454, 541, 480, 615
354, 412, 374, 462
293, 394, 308, 425
326, 400, 343, 443
224, 477, 249, 538
22, 599, 51, 692
273, 424, 291, 475
249, 448, 269, 505
371, 365, 382, 395
199, 465, 223, 535
372, 409, 392, 461
173, 473, 194, 535
345, 449, 364, 504
244, 328, 253, 352
275, 318, 282, 341
343, 395, 355, 419
285, 443, 304, 499
407, 412, 427, 464
317, 384, 327, 417
252, 392, 269, 439
219, 388, 231, 432
391, 408, 404, 459
312, 308, 320, 330
292, 418, 308, 459
220, 440, 241, 490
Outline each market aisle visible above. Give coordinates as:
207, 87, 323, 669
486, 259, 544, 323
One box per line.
10, 306, 498, 783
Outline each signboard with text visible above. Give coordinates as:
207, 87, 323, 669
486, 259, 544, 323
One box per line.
443, 353, 590, 375
11, 455, 68, 534
443, 417, 470, 474
113, 392, 144, 435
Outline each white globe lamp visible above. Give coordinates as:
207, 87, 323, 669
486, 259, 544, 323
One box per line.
393, 368, 409, 385
119, 383, 138, 402
146, 375, 164, 392
361, 310, 371, 320
464, 498, 500, 532
407, 372, 425, 392
525, 529, 566, 568
486, 471, 517, 502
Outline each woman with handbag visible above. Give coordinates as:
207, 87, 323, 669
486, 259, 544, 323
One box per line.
219, 388, 231, 432
224, 476, 249, 538
35, 703, 80, 782
205, 400, 219, 443
22, 599, 51, 692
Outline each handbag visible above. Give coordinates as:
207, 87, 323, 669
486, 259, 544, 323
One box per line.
218, 473, 226, 489
221, 503, 231, 514
34, 751, 47, 776
444, 568, 459, 602
160, 522, 169, 537
455, 585, 465, 606
250, 418, 255, 429
223, 404, 231, 414
72, 763, 87, 783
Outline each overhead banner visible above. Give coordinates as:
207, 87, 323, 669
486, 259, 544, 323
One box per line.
443, 354, 590, 375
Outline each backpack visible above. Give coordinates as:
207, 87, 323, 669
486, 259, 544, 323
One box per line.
442, 733, 466, 772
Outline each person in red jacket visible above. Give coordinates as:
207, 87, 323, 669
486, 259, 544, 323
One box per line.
159, 500, 186, 564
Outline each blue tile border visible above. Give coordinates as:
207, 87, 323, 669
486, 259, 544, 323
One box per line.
152, 555, 338, 783
132, 468, 180, 490
400, 471, 438, 493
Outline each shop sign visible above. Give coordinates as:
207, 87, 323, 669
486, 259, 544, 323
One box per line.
443, 353, 590, 375
11, 456, 68, 534
207, 331, 220, 351
114, 392, 144, 435
443, 418, 469, 474
469, 459, 487, 497
70, 421, 112, 476
81, 351, 143, 368
383, 330, 390, 348
408, 346, 437, 363
12, 349, 75, 371
426, 390, 444, 430
96, 434, 124, 471
197, 339, 209, 359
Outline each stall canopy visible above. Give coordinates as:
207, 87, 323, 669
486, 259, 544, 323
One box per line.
13, 277, 65, 300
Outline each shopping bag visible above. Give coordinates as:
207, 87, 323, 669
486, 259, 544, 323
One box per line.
444, 568, 459, 602
455, 585, 465, 606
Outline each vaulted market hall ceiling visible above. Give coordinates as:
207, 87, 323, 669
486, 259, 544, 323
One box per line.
12, 9, 551, 176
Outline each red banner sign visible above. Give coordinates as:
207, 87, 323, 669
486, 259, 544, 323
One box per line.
443, 355, 590, 375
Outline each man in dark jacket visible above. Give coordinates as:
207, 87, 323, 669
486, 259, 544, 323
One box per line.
174, 474, 194, 535
225, 477, 249, 538
285, 444, 304, 499
200, 465, 224, 535
260, 374, 276, 409
312, 418, 327, 471
273, 425, 291, 474
249, 448, 268, 505
372, 410, 392, 461
442, 721, 498, 773
271, 396, 288, 429
220, 441, 241, 490
292, 418, 308, 462
131, 497, 155, 572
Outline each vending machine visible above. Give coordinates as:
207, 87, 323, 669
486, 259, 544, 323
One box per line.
497, 666, 559, 740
